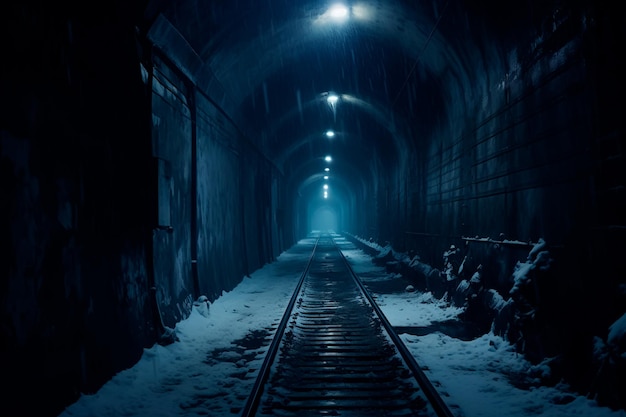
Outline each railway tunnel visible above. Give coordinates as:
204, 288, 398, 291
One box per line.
1, 0, 625, 415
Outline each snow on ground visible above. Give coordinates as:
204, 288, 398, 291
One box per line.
58, 236, 625, 417
339, 242, 465, 327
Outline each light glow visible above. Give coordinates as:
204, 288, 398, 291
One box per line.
325, 155, 332, 162
327, 94, 339, 105
323, 184, 329, 190
352, 4, 371, 21
328, 4, 349, 21
324, 167, 330, 172
326, 130, 335, 138
324, 175, 329, 180
323, 191, 328, 199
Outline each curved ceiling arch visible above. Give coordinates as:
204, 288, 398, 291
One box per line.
147, 0, 510, 212
270, 92, 412, 169
158, 0, 479, 118
149, 0, 501, 179
288, 157, 369, 203
296, 174, 361, 229
296, 173, 356, 201
275, 129, 376, 172
274, 132, 331, 171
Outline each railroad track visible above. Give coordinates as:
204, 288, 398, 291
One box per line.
241, 234, 454, 417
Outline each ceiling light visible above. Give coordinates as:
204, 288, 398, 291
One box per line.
327, 94, 339, 105
328, 4, 349, 21
326, 130, 335, 138
324, 167, 330, 172
325, 155, 332, 162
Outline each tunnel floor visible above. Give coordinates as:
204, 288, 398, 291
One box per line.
58, 236, 616, 417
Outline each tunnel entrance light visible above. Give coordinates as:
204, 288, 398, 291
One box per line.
325, 155, 332, 162
325, 130, 335, 138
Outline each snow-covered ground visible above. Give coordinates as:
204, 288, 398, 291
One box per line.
58, 235, 625, 417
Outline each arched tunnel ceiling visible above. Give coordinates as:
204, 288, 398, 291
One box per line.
145, 0, 534, 203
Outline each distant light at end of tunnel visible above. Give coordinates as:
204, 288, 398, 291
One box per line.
329, 4, 349, 21
326, 130, 335, 138
324, 167, 330, 172
325, 155, 332, 162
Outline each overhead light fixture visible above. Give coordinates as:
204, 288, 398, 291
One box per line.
325, 130, 335, 138
324, 167, 330, 172
323, 175, 329, 180
326, 93, 339, 122
323, 184, 329, 190
323, 191, 328, 199
325, 155, 332, 162
328, 4, 349, 21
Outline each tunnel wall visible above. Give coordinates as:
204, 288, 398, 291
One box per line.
357, 158, 382, 240
151, 57, 194, 326
1, 5, 157, 415
417, 21, 593, 264
389, 3, 623, 303
195, 92, 246, 297
380, 4, 625, 405
149, 50, 287, 326
1, 5, 293, 416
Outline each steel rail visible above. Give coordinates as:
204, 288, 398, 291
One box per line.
334, 236, 456, 417
239, 236, 320, 417
241, 233, 455, 416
